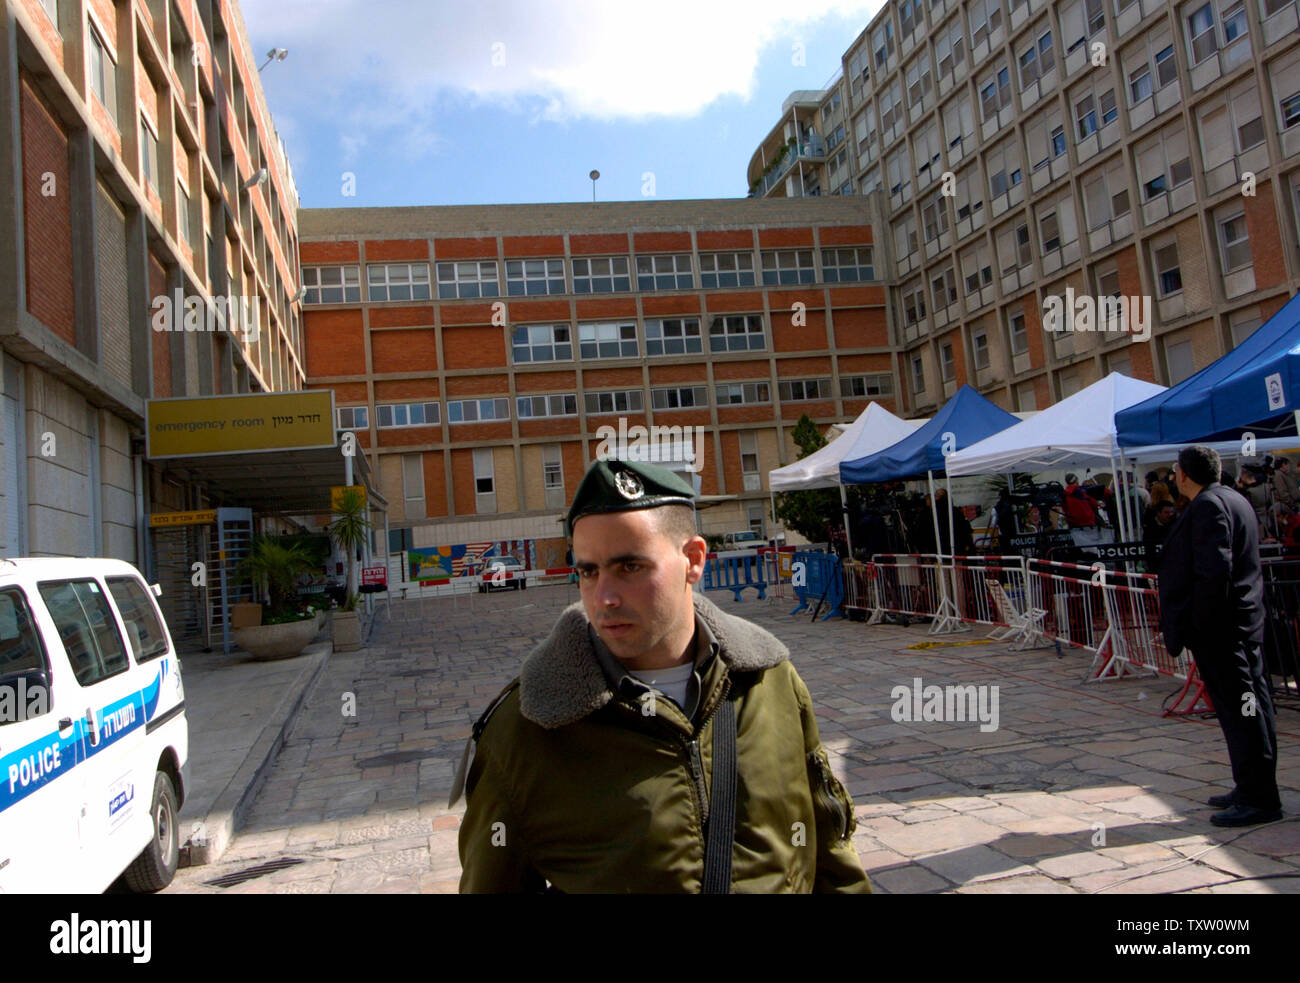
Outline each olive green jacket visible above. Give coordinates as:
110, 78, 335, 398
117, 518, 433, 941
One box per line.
456, 592, 871, 893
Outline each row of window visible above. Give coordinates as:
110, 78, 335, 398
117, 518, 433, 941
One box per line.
333, 375, 895, 430
302, 248, 874, 304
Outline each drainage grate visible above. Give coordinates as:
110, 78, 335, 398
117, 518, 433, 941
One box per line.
204, 857, 307, 889
355, 749, 442, 768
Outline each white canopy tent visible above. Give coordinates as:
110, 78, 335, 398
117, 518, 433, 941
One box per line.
767, 402, 924, 552
768, 402, 924, 492
944, 373, 1166, 540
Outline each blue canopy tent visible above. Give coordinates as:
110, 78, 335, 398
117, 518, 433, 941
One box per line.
840, 385, 1019, 632
1116, 291, 1300, 446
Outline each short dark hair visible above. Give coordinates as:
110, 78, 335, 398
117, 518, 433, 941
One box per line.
654, 504, 700, 547
1065, 473, 1078, 484
1177, 445, 1221, 487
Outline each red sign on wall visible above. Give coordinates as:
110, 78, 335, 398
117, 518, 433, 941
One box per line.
362, 566, 387, 586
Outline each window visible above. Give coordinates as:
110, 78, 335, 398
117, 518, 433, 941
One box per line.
645, 317, 702, 356
699, 252, 755, 288
911, 355, 925, 393
448, 398, 510, 423
760, 249, 816, 285
820, 247, 873, 282
906, 58, 933, 109
1156, 45, 1178, 86
543, 446, 564, 508
1165, 338, 1195, 383
1283, 93, 1300, 130
513, 323, 572, 363
937, 17, 966, 79
517, 393, 578, 418
1077, 95, 1099, 139
1155, 243, 1183, 295
940, 343, 955, 381
87, 22, 116, 123
740, 431, 760, 491
140, 115, 159, 191
980, 65, 1012, 121
367, 263, 431, 301
1130, 64, 1153, 104
708, 314, 765, 352
37, 580, 129, 686
106, 577, 168, 664
932, 267, 958, 307
337, 405, 368, 430
1138, 126, 1193, 199
1188, 3, 1218, 64
716, 382, 771, 405
436, 261, 499, 299
1097, 266, 1122, 300
585, 390, 644, 414
1009, 312, 1028, 354
827, 122, 847, 150
0, 589, 50, 725
873, 19, 895, 67
903, 284, 928, 325
1016, 223, 1033, 266
987, 140, 1023, 197
651, 386, 709, 410
840, 374, 894, 397
1229, 307, 1263, 345
473, 448, 495, 511
303, 266, 361, 304
506, 258, 566, 296
572, 256, 630, 293
1040, 211, 1061, 252
578, 321, 638, 359
1027, 110, 1067, 171
636, 253, 693, 290
400, 453, 424, 510
777, 379, 832, 401
970, 0, 1003, 48
1219, 213, 1252, 271
972, 331, 990, 369
376, 402, 440, 428
177, 183, 191, 246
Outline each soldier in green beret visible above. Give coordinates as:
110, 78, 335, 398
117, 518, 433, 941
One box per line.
452, 457, 871, 893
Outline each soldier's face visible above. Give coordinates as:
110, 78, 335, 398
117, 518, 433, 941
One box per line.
572, 509, 706, 670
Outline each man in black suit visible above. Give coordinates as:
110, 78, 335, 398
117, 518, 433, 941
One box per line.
1157, 446, 1283, 827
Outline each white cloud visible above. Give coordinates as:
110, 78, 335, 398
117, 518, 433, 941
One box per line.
244, 0, 884, 140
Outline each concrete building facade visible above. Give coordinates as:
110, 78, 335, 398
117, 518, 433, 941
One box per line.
297, 198, 891, 563
749, 0, 1300, 415
1, 0, 304, 565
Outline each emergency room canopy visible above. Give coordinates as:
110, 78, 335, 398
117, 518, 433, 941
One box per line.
840, 385, 1019, 484
1115, 290, 1300, 446
944, 373, 1167, 476
768, 402, 923, 492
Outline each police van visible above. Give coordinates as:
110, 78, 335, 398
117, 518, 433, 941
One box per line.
0, 558, 189, 893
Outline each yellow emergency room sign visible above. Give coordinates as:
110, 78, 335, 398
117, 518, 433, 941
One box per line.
149, 510, 217, 528
146, 391, 336, 459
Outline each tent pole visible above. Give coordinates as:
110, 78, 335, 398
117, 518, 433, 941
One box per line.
1108, 452, 1127, 543
945, 470, 957, 558
839, 483, 854, 557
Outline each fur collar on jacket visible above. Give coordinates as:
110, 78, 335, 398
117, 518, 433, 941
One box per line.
518, 592, 789, 729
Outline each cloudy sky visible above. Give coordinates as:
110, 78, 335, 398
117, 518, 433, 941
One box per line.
242, 0, 886, 207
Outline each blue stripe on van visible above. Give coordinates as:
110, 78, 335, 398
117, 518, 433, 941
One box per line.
0, 661, 168, 814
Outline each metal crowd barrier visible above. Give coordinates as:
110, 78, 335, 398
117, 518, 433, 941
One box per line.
860, 554, 943, 625
1259, 555, 1300, 708
1026, 557, 1111, 655
758, 546, 796, 604
701, 549, 767, 601
790, 551, 844, 620
949, 554, 1046, 649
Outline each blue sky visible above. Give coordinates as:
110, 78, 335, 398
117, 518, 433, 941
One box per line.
242, 0, 887, 208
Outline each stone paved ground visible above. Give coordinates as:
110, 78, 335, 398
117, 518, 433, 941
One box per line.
164, 584, 1300, 894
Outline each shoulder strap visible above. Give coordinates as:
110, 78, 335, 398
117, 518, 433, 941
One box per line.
701, 691, 737, 894
447, 678, 520, 808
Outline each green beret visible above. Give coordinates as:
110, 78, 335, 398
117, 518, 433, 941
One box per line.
566, 458, 696, 536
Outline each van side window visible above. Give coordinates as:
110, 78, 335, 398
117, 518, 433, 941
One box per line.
0, 588, 51, 726
37, 580, 130, 686
107, 577, 168, 663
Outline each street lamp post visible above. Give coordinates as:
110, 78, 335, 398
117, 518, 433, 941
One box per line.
589, 169, 599, 203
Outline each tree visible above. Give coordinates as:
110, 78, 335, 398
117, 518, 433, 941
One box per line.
328, 486, 372, 611
237, 537, 315, 621
773, 414, 842, 543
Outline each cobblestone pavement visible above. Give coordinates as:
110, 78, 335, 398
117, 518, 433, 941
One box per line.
164, 585, 1300, 894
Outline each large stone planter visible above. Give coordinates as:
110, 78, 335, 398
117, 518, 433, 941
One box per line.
333, 610, 361, 652
233, 617, 318, 661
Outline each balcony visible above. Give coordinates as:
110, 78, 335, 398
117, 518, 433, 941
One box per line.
748, 133, 828, 197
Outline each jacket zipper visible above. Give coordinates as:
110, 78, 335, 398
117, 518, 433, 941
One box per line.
680, 676, 732, 836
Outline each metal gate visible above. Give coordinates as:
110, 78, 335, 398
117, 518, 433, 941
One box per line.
150, 507, 254, 654
210, 508, 254, 654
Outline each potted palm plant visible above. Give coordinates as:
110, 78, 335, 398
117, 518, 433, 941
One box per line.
328, 486, 372, 653
233, 537, 322, 660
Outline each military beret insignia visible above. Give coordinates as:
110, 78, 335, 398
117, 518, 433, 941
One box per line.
615, 469, 644, 500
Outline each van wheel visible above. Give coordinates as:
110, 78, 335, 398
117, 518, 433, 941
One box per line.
123, 771, 179, 892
